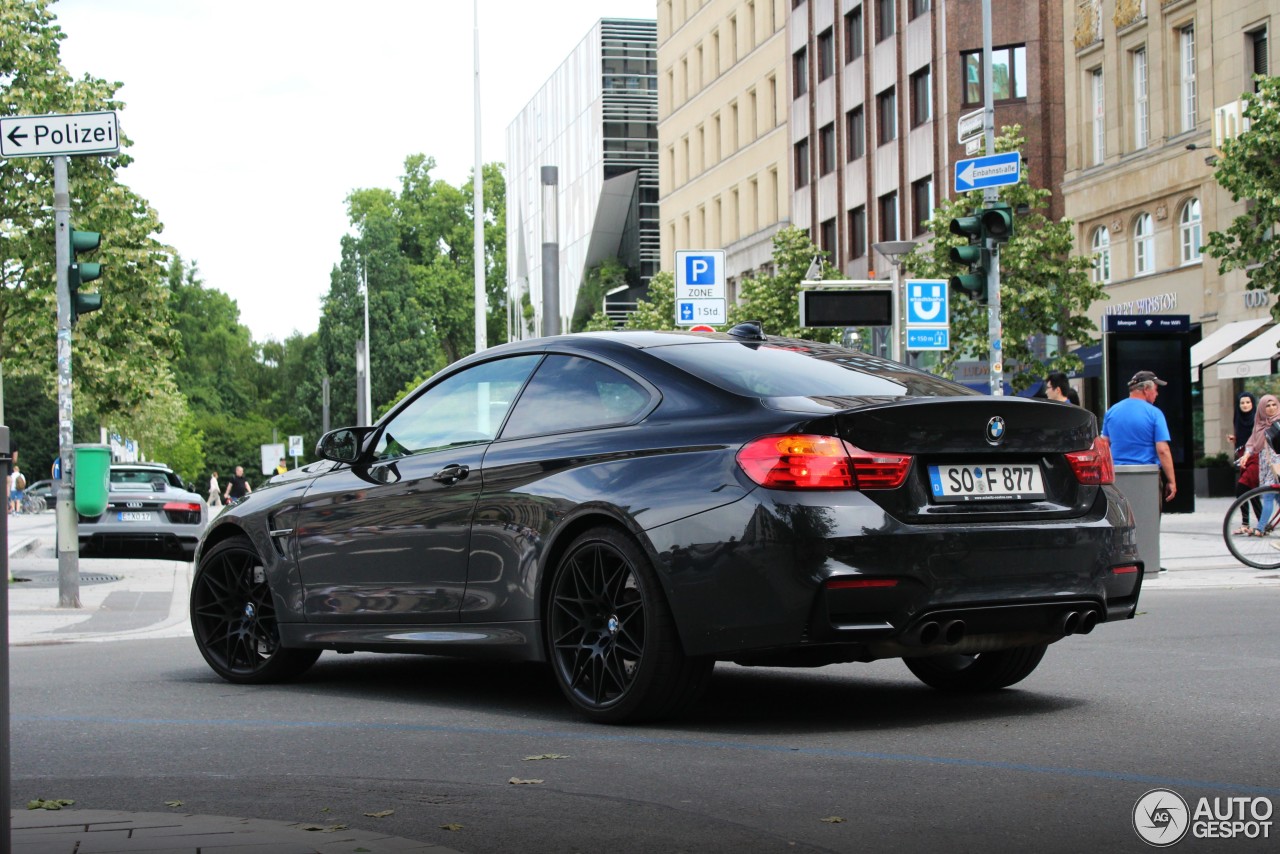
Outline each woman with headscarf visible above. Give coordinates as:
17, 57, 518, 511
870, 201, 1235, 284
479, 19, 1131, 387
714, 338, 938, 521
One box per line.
1229, 392, 1259, 534
1240, 393, 1280, 535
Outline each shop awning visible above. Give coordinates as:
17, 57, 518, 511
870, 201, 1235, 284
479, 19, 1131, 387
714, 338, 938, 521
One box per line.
1065, 343, 1101, 379
1214, 324, 1280, 381
1190, 318, 1271, 382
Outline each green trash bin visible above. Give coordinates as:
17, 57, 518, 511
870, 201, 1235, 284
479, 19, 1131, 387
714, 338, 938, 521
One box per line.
74, 444, 111, 517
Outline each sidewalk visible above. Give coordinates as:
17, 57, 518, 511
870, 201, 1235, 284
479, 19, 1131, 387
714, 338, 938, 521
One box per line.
5, 497, 1276, 850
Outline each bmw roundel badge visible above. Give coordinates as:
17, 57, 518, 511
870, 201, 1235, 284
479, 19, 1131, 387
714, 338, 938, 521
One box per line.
985, 416, 1006, 446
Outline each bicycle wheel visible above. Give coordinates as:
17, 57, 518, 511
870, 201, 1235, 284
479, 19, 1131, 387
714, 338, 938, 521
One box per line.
1223, 485, 1280, 569
24, 495, 46, 513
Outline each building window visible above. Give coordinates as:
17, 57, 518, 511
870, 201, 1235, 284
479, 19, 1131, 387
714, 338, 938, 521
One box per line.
846, 106, 865, 160
961, 45, 1027, 106
910, 66, 931, 127
1134, 212, 1154, 276
793, 47, 808, 98
1180, 25, 1197, 132
819, 123, 836, 175
1133, 48, 1148, 149
1180, 199, 1202, 264
845, 6, 864, 62
794, 138, 810, 188
1091, 68, 1105, 166
1249, 28, 1269, 91
911, 177, 933, 236
910, 0, 930, 18
820, 218, 837, 257
1091, 226, 1111, 284
879, 192, 898, 242
876, 0, 895, 43
877, 87, 896, 145
817, 28, 835, 81
849, 206, 867, 259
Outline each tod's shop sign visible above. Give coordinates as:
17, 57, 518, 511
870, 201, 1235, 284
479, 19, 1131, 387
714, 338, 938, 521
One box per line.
1244, 290, 1271, 309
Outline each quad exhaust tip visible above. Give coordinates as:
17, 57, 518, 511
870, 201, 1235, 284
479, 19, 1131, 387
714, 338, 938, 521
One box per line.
1056, 610, 1099, 636
910, 619, 965, 646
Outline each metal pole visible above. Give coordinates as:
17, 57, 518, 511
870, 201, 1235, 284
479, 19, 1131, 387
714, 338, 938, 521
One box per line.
982, 0, 1003, 396
321, 376, 331, 434
890, 262, 902, 362
2, 425, 11, 846
53, 155, 81, 607
473, 0, 487, 353
362, 262, 372, 423
540, 166, 560, 336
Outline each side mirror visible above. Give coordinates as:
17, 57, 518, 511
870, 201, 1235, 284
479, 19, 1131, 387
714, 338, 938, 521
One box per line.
317, 427, 375, 464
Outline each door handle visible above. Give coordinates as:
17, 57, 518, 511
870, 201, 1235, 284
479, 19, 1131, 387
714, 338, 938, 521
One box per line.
433, 464, 470, 485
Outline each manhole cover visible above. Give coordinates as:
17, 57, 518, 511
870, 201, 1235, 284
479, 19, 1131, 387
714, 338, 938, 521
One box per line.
11, 571, 120, 588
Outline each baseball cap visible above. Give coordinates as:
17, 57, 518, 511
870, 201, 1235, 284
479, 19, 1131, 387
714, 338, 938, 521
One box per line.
1128, 370, 1167, 389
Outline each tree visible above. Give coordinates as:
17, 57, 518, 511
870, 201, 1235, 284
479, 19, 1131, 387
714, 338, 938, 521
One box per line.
902, 126, 1103, 390
728, 226, 840, 342
2, 0, 181, 434
1204, 75, 1280, 305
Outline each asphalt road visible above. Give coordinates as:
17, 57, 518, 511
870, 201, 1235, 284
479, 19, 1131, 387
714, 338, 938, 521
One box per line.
9, 587, 1280, 853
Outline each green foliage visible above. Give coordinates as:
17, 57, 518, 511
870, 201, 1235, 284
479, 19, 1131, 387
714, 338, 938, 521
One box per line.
729, 227, 839, 342
1204, 75, 1280, 308
147, 412, 205, 486
573, 258, 630, 332
622, 271, 677, 330
902, 126, 1104, 390
1, 0, 180, 426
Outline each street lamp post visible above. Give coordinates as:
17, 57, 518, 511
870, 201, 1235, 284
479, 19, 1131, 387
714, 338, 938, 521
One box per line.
872, 240, 918, 363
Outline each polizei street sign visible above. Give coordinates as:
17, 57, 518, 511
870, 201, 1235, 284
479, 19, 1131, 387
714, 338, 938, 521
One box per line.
0, 111, 120, 159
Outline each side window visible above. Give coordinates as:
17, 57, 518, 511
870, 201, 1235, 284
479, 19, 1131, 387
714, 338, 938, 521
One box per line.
501, 355, 652, 439
373, 355, 541, 460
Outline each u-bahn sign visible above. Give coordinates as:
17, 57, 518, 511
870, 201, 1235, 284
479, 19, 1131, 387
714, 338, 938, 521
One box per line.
0, 111, 120, 159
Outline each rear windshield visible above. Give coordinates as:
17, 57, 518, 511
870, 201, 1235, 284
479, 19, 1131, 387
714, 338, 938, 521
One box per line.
652, 342, 972, 398
111, 469, 182, 489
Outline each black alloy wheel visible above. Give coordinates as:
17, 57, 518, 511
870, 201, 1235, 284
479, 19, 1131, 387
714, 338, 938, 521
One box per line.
903, 643, 1049, 692
190, 536, 319, 684
547, 526, 711, 723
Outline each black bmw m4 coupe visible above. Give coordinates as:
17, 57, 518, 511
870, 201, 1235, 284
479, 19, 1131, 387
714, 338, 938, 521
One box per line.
191, 324, 1142, 722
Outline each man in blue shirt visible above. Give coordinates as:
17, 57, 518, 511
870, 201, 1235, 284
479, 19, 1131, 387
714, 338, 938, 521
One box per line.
1101, 370, 1177, 503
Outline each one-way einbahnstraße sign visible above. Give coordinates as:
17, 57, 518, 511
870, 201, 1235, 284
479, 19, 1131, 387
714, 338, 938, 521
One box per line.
0, 111, 120, 159
954, 151, 1020, 193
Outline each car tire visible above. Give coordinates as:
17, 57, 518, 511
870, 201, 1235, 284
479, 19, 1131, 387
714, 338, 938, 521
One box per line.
547, 526, 712, 724
190, 535, 319, 684
903, 643, 1048, 692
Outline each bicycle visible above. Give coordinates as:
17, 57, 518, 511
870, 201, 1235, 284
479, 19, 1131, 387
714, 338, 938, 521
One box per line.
1223, 483, 1280, 568
18, 493, 46, 514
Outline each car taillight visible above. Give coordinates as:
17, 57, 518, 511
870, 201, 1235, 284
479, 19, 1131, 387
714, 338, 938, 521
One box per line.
1065, 437, 1115, 485
826, 578, 900, 590
163, 502, 203, 513
736, 435, 912, 490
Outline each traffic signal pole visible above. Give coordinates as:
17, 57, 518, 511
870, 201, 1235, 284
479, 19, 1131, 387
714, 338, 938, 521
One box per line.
981, 0, 1003, 396
52, 155, 81, 607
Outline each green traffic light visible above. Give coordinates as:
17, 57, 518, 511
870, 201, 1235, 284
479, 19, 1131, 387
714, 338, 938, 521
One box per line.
68, 226, 103, 324
949, 215, 983, 239
949, 271, 987, 301
70, 230, 101, 254
949, 244, 986, 267
981, 203, 1014, 243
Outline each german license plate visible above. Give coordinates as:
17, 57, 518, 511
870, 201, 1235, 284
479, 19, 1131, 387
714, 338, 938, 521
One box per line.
118, 511, 153, 522
928, 464, 1045, 502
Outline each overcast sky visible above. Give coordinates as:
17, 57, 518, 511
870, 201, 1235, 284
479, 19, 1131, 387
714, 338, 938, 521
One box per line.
52, 0, 657, 343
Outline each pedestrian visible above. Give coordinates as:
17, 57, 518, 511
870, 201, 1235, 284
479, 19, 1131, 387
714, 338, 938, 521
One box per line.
275, 457, 288, 476
1228, 391, 1260, 534
1100, 370, 1176, 504
1238, 394, 1280, 536
207, 470, 222, 507
8, 464, 25, 514
223, 465, 252, 504
1044, 371, 1080, 405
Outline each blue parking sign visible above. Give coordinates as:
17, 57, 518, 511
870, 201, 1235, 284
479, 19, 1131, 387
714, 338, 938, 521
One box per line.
685, 254, 717, 285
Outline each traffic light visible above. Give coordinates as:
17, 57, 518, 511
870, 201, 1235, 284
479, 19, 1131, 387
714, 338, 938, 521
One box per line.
69, 229, 102, 323
980, 202, 1015, 244
948, 213, 989, 303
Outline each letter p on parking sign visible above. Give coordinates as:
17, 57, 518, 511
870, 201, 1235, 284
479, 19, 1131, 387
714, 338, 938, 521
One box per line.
686, 255, 714, 284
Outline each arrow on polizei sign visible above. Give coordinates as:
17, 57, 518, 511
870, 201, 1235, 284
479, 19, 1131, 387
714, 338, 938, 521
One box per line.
954, 151, 1021, 193
0, 111, 120, 158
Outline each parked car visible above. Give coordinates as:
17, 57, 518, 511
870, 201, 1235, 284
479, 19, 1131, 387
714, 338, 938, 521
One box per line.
190, 326, 1141, 723
78, 462, 208, 560
24, 478, 59, 509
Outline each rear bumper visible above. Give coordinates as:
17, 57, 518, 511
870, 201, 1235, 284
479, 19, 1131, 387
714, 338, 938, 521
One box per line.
79, 531, 200, 560
647, 485, 1140, 659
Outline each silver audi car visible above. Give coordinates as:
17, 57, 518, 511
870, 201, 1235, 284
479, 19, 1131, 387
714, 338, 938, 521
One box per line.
78, 462, 209, 561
